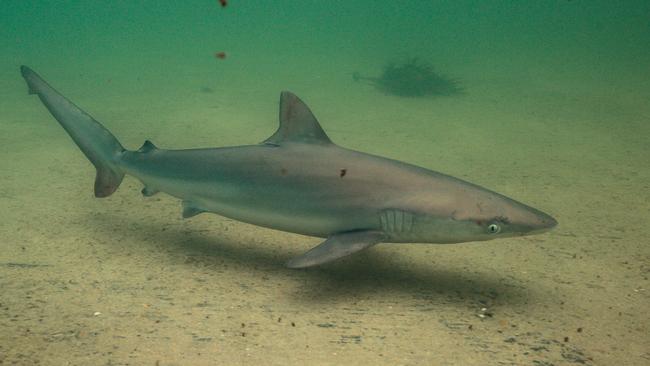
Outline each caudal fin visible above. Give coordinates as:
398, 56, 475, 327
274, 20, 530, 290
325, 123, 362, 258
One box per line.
21, 66, 125, 197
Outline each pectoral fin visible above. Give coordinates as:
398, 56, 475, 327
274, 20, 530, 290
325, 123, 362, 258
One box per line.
286, 230, 386, 269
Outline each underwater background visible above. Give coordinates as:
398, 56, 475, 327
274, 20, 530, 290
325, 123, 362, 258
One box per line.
1, 1, 648, 365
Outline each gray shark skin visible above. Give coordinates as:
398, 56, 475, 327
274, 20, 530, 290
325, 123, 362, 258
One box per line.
20, 66, 557, 268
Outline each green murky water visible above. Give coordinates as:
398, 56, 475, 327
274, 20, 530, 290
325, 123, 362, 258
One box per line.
1, 1, 648, 365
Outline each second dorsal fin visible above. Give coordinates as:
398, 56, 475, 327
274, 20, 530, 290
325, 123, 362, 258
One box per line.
138, 140, 158, 153
263, 91, 332, 145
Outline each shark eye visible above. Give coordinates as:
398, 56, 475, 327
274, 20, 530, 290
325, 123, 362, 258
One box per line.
487, 223, 501, 234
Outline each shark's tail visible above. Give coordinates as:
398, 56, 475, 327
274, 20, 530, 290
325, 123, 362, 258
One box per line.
21, 66, 125, 197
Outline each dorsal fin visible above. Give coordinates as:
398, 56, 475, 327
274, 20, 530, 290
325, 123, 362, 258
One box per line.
138, 140, 158, 153
263, 91, 332, 145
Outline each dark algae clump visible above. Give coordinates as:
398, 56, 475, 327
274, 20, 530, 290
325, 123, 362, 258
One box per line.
353, 58, 462, 97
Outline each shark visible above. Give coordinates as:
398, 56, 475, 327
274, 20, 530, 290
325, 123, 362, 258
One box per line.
20, 65, 557, 268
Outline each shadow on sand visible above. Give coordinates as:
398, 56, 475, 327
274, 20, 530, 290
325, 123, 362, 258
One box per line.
87, 212, 539, 308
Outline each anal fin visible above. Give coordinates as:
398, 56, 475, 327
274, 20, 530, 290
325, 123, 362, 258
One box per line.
182, 201, 206, 218
141, 186, 159, 197
286, 230, 386, 269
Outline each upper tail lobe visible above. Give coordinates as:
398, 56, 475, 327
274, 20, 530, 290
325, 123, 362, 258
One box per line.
21, 66, 125, 197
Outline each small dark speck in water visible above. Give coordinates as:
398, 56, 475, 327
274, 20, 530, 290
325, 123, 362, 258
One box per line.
339, 169, 347, 178
200, 86, 214, 94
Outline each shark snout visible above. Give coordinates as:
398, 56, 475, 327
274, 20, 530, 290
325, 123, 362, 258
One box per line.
533, 211, 558, 231
501, 198, 557, 236
521, 207, 558, 234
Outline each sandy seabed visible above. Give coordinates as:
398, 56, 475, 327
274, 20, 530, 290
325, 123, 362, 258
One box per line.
0, 65, 648, 366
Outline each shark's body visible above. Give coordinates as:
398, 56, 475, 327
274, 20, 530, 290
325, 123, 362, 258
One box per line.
21, 66, 557, 268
